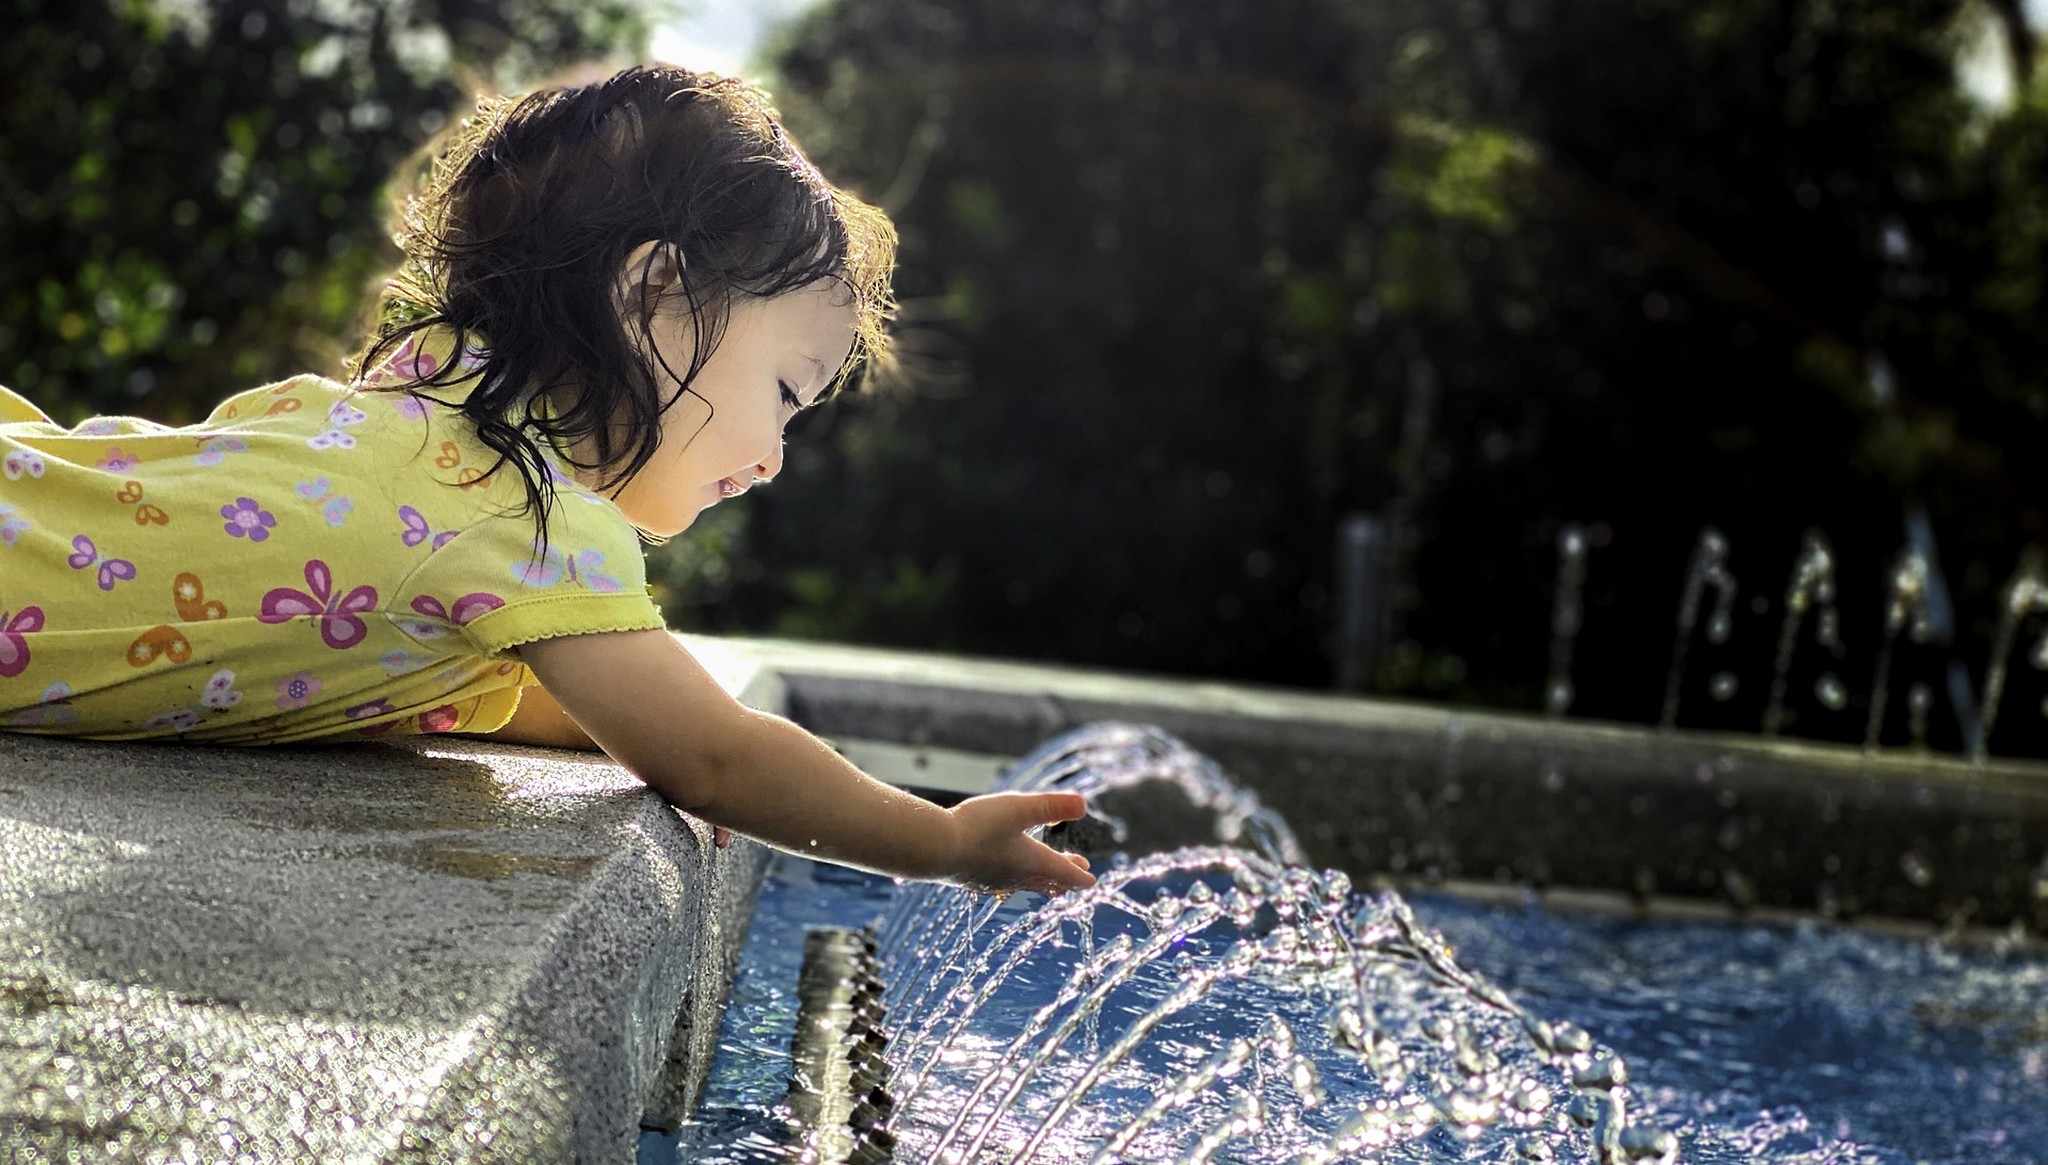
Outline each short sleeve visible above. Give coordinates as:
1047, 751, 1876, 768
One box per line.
394, 484, 668, 658
0, 383, 54, 425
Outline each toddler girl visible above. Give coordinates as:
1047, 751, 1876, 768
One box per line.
0, 65, 1093, 898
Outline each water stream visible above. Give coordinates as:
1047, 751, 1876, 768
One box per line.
652, 724, 2048, 1164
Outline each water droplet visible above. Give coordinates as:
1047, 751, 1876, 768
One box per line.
1508, 1077, 1549, 1115
1901, 851, 1934, 888
1549, 1022, 1592, 1056
1149, 894, 1186, 928
1546, 678, 1574, 714
1564, 1092, 1602, 1128
1327, 1004, 1367, 1052
1815, 673, 1848, 710
1572, 1053, 1629, 1090
1619, 1123, 1679, 1161
1706, 613, 1731, 644
1288, 1055, 1324, 1107
1266, 1018, 1297, 1060
1420, 1014, 1454, 1047
1708, 672, 1738, 701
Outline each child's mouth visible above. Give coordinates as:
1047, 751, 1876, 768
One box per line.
717, 477, 745, 499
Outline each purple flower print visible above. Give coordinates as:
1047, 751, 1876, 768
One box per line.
95, 447, 141, 473
275, 670, 322, 710
392, 395, 429, 421
221, 497, 277, 542
0, 605, 44, 678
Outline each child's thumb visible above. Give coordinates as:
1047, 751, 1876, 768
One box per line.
1024, 790, 1088, 823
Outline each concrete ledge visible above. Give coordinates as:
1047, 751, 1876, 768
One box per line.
0, 642, 779, 1164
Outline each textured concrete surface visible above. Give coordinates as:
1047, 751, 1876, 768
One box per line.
1, 639, 774, 1164
701, 637, 2048, 930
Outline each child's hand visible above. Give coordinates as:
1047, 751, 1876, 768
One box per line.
944, 791, 1097, 897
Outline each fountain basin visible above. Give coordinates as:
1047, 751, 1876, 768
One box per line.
728, 637, 2048, 932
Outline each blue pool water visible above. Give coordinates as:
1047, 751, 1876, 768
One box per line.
644, 854, 2046, 1165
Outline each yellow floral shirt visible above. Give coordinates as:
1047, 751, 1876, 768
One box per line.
0, 336, 667, 743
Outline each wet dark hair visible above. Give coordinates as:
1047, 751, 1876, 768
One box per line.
354, 64, 896, 538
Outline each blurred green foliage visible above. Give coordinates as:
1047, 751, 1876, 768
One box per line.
8, 0, 2047, 755
0, 0, 657, 422
644, 0, 2048, 751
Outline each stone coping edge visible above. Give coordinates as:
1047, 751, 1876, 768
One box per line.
692, 636, 2048, 931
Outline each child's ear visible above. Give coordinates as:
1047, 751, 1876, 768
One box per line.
619, 240, 685, 310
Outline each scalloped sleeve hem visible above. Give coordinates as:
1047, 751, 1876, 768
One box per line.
461, 593, 671, 657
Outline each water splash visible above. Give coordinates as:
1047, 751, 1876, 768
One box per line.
1866, 547, 1936, 751
1762, 530, 1846, 738
1661, 527, 1738, 730
1975, 570, 2048, 762
865, 725, 1678, 1164
1547, 523, 1589, 719
873, 850, 1671, 1164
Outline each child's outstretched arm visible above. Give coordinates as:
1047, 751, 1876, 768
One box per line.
517, 629, 1096, 896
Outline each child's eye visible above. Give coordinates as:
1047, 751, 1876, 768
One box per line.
779, 381, 803, 411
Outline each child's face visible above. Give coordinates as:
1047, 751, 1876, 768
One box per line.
606, 280, 857, 537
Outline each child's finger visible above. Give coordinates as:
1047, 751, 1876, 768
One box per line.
713, 825, 731, 849
987, 790, 1087, 826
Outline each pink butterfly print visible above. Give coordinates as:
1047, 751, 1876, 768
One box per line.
3, 450, 46, 480
66, 535, 138, 591
388, 336, 441, 382
397, 505, 459, 551
512, 546, 625, 594
409, 592, 505, 626
258, 559, 380, 650
0, 605, 43, 677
